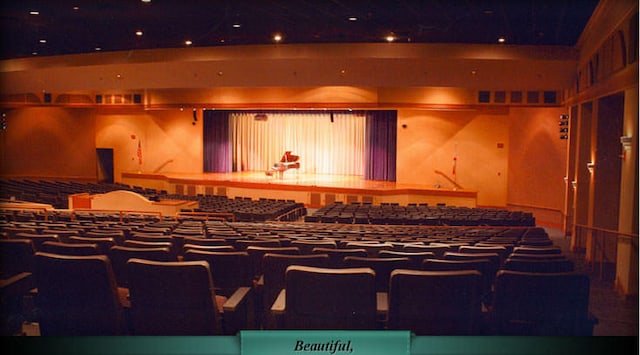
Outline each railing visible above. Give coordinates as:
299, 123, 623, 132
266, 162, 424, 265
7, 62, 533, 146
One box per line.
0, 199, 54, 221
175, 211, 235, 222
574, 224, 639, 280
72, 209, 164, 223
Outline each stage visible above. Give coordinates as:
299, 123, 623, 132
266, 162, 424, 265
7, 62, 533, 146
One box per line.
121, 171, 477, 208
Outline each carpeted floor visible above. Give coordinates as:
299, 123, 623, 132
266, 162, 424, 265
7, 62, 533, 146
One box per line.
546, 227, 638, 336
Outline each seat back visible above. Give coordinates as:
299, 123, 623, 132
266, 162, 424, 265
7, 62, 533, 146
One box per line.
284, 265, 377, 330
458, 245, 508, 263
423, 257, 497, 302
502, 258, 575, 273
311, 247, 367, 268
108, 245, 173, 288
14, 233, 59, 251
388, 269, 482, 335
183, 250, 253, 296
378, 250, 435, 269
512, 246, 562, 255
344, 242, 393, 257
0, 239, 36, 277
68, 236, 115, 254
261, 253, 330, 324
342, 256, 412, 292
290, 240, 336, 254
235, 239, 281, 251
403, 243, 449, 258
127, 258, 221, 335
34, 252, 126, 335
491, 270, 592, 335
40, 241, 101, 256
246, 246, 300, 278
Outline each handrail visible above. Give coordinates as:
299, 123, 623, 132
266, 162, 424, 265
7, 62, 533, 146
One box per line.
574, 224, 638, 280
273, 207, 306, 222
0, 200, 54, 221
72, 208, 163, 223
175, 211, 235, 222
574, 224, 639, 239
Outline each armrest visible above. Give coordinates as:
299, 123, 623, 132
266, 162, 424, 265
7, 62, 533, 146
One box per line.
270, 289, 286, 314
222, 286, 251, 313
376, 292, 388, 315
0, 272, 34, 298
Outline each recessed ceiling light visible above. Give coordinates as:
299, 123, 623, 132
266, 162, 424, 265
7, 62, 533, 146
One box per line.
95, 47, 102, 51
32, 52, 38, 56
232, 23, 241, 28
29, 11, 40, 15
39, 39, 47, 44
497, 36, 506, 43
273, 33, 283, 42
348, 17, 357, 21
185, 40, 193, 46
135, 30, 143, 36
385, 35, 395, 42
72, 6, 79, 11
141, 0, 152, 3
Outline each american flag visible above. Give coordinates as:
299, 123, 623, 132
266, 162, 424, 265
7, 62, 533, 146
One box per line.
137, 139, 142, 165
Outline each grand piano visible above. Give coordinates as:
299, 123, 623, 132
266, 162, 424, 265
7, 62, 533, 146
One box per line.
267, 151, 300, 178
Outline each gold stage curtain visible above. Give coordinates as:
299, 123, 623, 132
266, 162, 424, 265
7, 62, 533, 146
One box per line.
231, 112, 365, 176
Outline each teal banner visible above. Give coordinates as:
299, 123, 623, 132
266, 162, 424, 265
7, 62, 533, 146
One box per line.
241, 330, 411, 355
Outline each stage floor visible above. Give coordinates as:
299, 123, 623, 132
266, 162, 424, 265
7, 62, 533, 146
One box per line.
121, 171, 477, 207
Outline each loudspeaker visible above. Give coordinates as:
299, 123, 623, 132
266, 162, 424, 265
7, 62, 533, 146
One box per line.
95, 94, 102, 104
133, 94, 142, 104
43, 92, 51, 103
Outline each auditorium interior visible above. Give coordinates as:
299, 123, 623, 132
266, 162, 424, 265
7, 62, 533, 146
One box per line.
0, 0, 637, 342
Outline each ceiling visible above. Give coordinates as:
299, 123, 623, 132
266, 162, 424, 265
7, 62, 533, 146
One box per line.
1, 0, 599, 60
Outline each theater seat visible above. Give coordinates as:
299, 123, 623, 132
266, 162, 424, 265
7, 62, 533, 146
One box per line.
271, 265, 379, 330
259, 253, 330, 329
387, 269, 483, 335
342, 256, 412, 292
127, 258, 250, 335
490, 270, 597, 335
34, 252, 127, 335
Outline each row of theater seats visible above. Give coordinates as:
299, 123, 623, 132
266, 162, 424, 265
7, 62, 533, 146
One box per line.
304, 202, 535, 226
0, 218, 596, 336
0, 179, 307, 222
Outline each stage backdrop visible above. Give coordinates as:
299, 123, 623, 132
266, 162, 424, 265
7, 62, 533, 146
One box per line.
203, 110, 396, 181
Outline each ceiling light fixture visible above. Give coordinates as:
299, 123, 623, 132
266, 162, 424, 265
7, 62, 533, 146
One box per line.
233, 23, 241, 28
273, 33, 283, 42
497, 36, 506, 43
348, 17, 357, 21
29, 11, 40, 15
135, 30, 143, 36
39, 39, 47, 43
185, 40, 193, 46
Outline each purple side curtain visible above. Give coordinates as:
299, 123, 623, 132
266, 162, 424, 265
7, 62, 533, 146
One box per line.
364, 110, 397, 181
203, 110, 232, 173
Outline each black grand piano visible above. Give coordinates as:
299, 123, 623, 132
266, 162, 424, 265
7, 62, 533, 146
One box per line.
266, 151, 300, 178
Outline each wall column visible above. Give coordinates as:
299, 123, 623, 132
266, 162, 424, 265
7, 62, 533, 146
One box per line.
615, 86, 639, 297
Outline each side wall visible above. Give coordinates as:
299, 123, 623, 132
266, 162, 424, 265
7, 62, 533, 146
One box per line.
0, 107, 96, 180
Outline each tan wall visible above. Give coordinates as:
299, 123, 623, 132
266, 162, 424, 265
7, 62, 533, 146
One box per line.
506, 107, 569, 225
95, 109, 203, 182
0, 107, 96, 180
396, 108, 509, 207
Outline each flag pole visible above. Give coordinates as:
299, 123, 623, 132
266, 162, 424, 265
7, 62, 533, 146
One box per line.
452, 142, 458, 189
